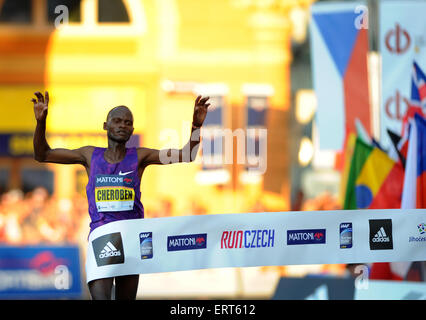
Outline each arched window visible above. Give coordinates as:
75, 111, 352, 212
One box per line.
0, 0, 32, 24
98, 0, 129, 23
21, 168, 54, 194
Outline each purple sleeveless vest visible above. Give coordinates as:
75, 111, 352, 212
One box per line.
86, 147, 144, 233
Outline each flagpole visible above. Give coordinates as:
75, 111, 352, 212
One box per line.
367, 0, 382, 142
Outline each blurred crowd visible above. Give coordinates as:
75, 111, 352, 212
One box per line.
0, 187, 90, 246
0, 187, 212, 247
0, 186, 341, 247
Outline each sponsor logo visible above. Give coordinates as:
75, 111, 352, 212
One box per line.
418, 223, 426, 235
385, 23, 411, 54
408, 223, 426, 243
369, 219, 393, 250
0, 249, 78, 294
340, 223, 353, 249
99, 241, 121, 258
92, 232, 125, 266
119, 170, 133, 176
221, 229, 275, 249
384, 91, 409, 121
287, 229, 326, 245
167, 233, 207, 251
96, 175, 127, 184
140, 232, 153, 259
373, 227, 390, 242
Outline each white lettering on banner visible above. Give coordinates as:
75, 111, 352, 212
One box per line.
0, 271, 57, 290
372, 227, 390, 243
169, 238, 195, 247
289, 232, 313, 241
85, 209, 426, 284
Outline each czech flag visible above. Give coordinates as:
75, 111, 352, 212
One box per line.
310, 2, 371, 150
344, 138, 404, 209
401, 113, 426, 209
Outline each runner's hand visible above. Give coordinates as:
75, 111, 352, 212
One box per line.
192, 95, 210, 128
32, 91, 49, 122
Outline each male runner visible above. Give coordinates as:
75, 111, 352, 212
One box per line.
32, 91, 210, 299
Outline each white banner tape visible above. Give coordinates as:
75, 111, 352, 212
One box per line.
86, 209, 426, 283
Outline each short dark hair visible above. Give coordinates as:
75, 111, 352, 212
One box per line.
106, 105, 131, 121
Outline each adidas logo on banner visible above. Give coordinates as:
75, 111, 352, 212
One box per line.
372, 227, 390, 243
99, 241, 121, 259
369, 219, 393, 250
92, 232, 125, 266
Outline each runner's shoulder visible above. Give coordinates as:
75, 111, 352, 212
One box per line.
78, 145, 96, 158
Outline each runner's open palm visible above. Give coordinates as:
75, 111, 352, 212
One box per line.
193, 95, 210, 127
32, 91, 49, 122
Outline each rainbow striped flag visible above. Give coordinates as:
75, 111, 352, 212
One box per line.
344, 138, 404, 209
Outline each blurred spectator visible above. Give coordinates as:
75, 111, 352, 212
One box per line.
251, 200, 266, 213
1, 189, 25, 244
35, 195, 65, 243
301, 191, 341, 211
188, 198, 207, 215
0, 187, 91, 246
154, 198, 174, 218
291, 190, 304, 211
21, 187, 48, 244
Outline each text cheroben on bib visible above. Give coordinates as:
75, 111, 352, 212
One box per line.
95, 174, 135, 212
96, 187, 134, 202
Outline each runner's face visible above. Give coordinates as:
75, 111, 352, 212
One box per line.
104, 108, 134, 143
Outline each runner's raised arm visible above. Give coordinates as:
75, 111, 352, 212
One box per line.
32, 91, 93, 167
137, 95, 210, 166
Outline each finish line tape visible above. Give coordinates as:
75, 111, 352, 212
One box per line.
86, 209, 426, 283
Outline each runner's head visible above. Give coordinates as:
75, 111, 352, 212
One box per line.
104, 106, 134, 143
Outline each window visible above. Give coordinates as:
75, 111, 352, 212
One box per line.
0, 168, 9, 194
21, 168, 53, 194
201, 96, 225, 171
98, 0, 129, 23
0, 0, 32, 24
47, 0, 81, 24
76, 169, 88, 197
